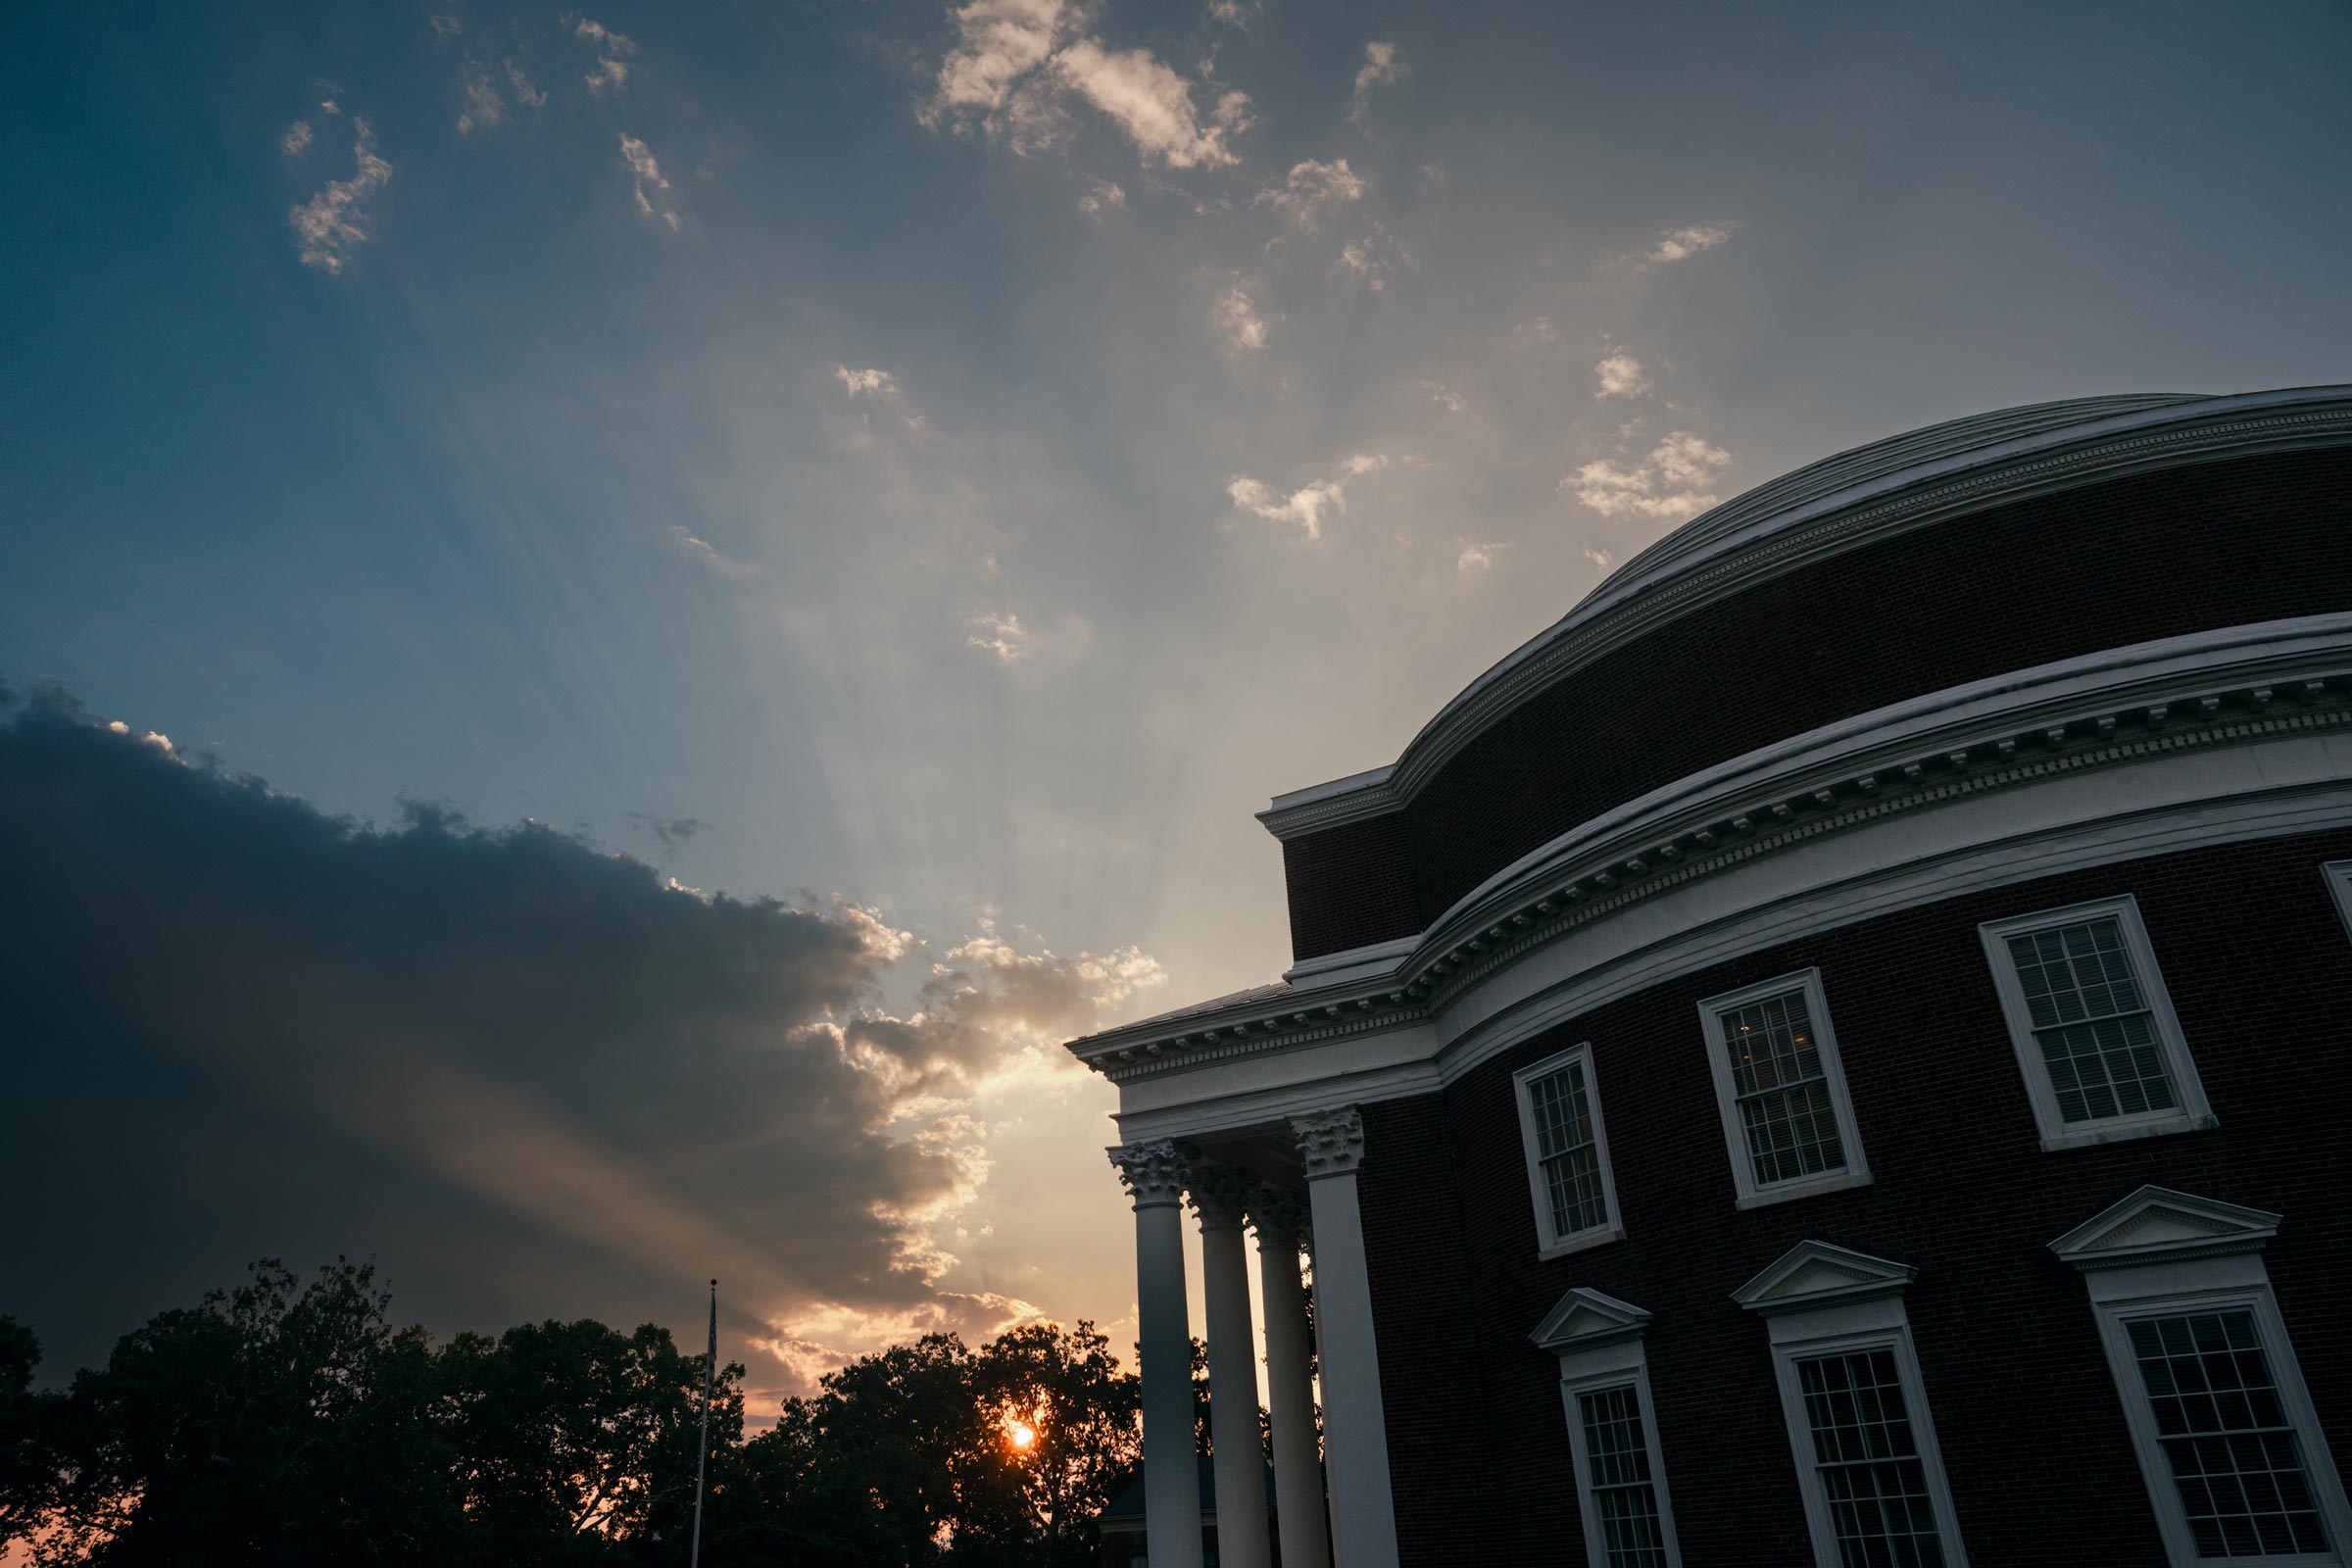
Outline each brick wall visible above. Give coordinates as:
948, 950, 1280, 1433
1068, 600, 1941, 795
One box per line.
1358, 827, 2352, 1566
1283, 445, 2352, 959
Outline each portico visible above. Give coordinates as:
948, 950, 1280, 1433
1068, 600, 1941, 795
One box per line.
1107, 1105, 1396, 1568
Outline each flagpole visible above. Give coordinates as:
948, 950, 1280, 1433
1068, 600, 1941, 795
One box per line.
691, 1278, 715, 1568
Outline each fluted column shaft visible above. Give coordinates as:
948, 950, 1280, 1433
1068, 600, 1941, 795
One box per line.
1111, 1142, 1203, 1568
1191, 1168, 1272, 1568
1292, 1107, 1398, 1568
1254, 1192, 1330, 1568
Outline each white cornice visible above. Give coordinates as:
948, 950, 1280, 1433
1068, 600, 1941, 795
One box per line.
1257, 387, 2352, 841
1074, 618, 2352, 1096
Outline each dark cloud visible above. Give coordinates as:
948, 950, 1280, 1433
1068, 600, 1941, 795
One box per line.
624, 810, 710, 858
0, 687, 1093, 1406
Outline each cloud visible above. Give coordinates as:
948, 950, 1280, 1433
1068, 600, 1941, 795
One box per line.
1349, 40, 1405, 131
1225, 453, 1388, 541
280, 120, 314, 157
923, 3, 1248, 170
1075, 177, 1124, 220
1647, 221, 1734, 264
1333, 226, 1406, 291
662, 523, 760, 579
1051, 40, 1249, 169
458, 63, 506, 135
620, 133, 680, 232
834, 365, 927, 439
0, 691, 1159, 1400
624, 811, 711, 858
1512, 315, 1557, 348
1594, 351, 1649, 399
288, 118, 393, 274
1422, 380, 1466, 413
1212, 286, 1266, 351
1456, 540, 1506, 573
428, 13, 463, 37
967, 612, 1038, 662
573, 15, 639, 93
507, 62, 548, 110
1252, 158, 1365, 227
1583, 546, 1614, 570
1563, 430, 1732, 519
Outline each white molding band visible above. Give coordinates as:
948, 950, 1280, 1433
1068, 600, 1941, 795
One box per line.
1258, 387, 2352, 841
1082, 615, 2352, 1093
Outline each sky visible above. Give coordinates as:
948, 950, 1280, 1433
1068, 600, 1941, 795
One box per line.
3, 0, 2350, 1419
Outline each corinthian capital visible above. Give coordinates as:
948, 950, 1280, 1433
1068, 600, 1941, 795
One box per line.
1290, 1105, 1366, 1180
1107, 1140, 1188, 1209
1185, 1160, 1256, 1231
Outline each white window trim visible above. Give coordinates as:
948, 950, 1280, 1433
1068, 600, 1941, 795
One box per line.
2323, 860, 2352, 942
1512, 1042, 1625, 1259
1977, 894, 2215, 1151
1695, 968, 1872, 1209
1734, 1245, 1970, 1568
1532, 1288, 1684, 1568
2051, 1187, 2352, 1568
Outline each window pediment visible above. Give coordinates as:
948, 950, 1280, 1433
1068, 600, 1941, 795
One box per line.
2046, 1184, 2280, 1271
1530, 1286, 1650, 1352
1733, 1239, 1916, 1315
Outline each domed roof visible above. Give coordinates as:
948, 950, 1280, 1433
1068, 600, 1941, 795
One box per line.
1262, 384, 2352, 835
1608, 394, 2211, 589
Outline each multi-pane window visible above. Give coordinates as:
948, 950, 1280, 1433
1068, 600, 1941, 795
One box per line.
1698, 970, 1870, 1208
2125, 1311, 2331, 1560
1795, 1348, 1948, 1568
1722, 987, 1845, 1184
1513, 1044, 1622, 1254
1531, 1057, 1607, 1235
1578, 1384, 1673, 1568
1980, 897, 2212, 1151
2002, 916, 2177, 1124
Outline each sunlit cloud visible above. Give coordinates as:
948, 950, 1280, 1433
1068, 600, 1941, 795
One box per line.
1456, 539, 1507, 573
1052, 40, 1250, 169
620, 133, 680, 232
1076, 176, 1125, 220
1254, 158, 1366, 227
279, 119, 313, 157
1647, 221, 1735, 264
1564, 430, 1732, 519
1213, 286, 1267, 351
1226, 453, 1389, 540
1349, 40, 1405, 132
573, 14, 639, 93
662, 523, 760, 580
1333, 226, 1407, 291
1513, 315, 1557, 347
968, 612, 1038, 662
1594, 351, 1649, 399
288, 118, 392, 274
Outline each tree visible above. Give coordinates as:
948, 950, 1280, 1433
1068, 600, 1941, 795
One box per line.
439, 1317, 744, 1563
1, 1315, 65, 1550
970, 1322, 1140, 1562
38, 1258, 460, 1567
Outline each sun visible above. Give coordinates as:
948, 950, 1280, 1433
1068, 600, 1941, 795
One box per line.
1007, 1421, 1037, 1451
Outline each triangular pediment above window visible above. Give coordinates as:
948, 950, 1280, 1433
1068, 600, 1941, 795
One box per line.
1733, 1240, 1916, 1315
1530, 1287, 1651, 1352
2047, 1185, 2281, 1271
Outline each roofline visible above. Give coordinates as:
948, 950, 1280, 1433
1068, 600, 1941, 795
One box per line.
1258, 385, 2352, 841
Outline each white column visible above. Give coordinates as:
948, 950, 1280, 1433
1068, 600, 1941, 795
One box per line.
1189, 1165, 1273, 1568
1252, 1188, 1331, 1568
1111, 1141, 1204, 1568
1291, 1107, 1398, 1568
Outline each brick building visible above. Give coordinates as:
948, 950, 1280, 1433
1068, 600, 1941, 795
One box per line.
1068, 387, 2352, 1568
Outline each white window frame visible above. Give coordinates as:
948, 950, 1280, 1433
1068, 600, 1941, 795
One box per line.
1532, 1289, 1684, 1568
1978, 894, 2214, 1151
1695, 968, 1872, 1209
1733, 1246, 1971, 1568
2051, 1188, 2352, 1567
2323, 860, 2352, 942
1512, 1042, 1625, 1258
